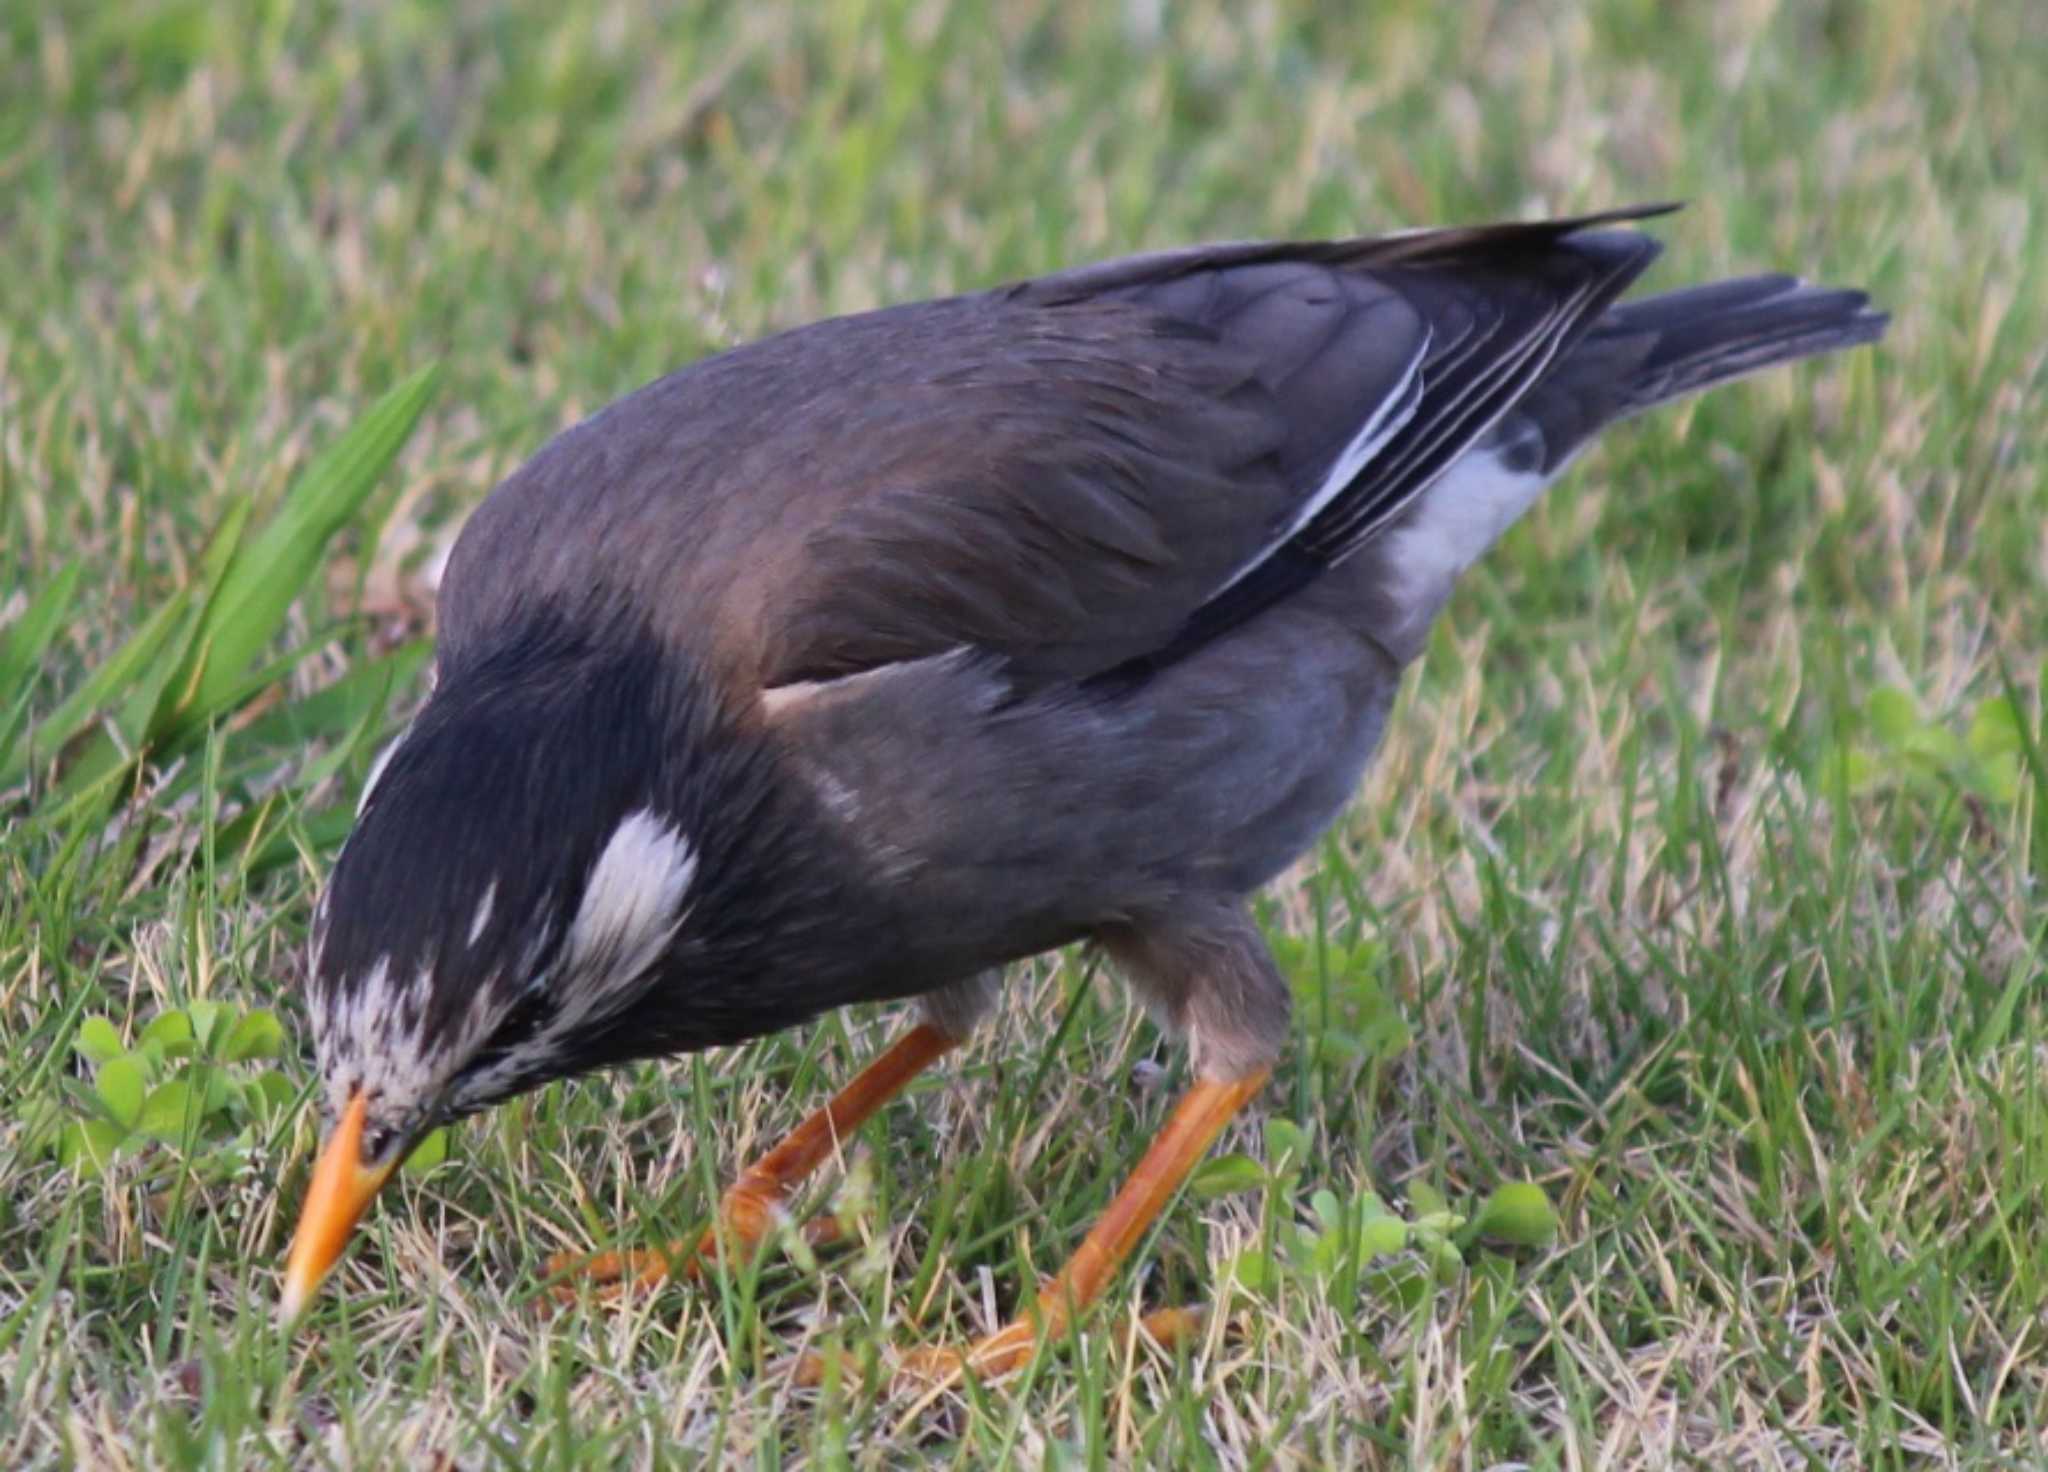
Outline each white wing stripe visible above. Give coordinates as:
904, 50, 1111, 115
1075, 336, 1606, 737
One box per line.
1210, 328, 1432, 595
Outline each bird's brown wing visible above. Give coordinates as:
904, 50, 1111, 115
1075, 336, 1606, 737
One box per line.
439, 207, 1668, 692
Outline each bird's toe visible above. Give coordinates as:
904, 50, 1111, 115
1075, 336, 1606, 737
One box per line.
543, 1243, 692, 1303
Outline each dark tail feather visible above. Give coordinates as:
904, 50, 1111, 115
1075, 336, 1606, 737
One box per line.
1513, 274, 1888, 471
1602, 275, 1888, 409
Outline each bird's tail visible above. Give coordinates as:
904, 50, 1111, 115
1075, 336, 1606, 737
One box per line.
1599, 275, 1888, 410
1513, 274, 1888, 471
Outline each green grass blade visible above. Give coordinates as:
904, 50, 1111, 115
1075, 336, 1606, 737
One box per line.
133, 495, 256, 754
149, 364, 440, 749
0, 562, 86, 763
0, 562, 84, 699
0, 585, 195, 792
1995, 658, 2047, 876
223, 638, 429, 762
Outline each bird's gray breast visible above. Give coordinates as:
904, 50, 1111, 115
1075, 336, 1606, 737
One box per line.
765, 605, 1402, 970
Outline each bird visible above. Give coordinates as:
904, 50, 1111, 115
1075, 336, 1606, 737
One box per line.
281, 202, 1886, 1380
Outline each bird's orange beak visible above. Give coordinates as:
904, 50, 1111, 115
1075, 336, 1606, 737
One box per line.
280, 1091, 400, 1325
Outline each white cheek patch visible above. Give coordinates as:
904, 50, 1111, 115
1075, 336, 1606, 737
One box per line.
564, 808, 698, 995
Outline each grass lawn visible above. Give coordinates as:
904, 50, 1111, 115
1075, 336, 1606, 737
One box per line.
3, 0, 2044, 1465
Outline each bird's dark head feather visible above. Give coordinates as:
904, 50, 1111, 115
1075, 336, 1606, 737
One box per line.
307, 606, 806, 1163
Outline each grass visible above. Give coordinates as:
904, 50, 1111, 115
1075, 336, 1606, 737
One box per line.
1, 0, 2044, 1465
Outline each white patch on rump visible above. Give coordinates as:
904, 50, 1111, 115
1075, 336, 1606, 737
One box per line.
1382, 445, 1553, 638
564, 808, 698, 996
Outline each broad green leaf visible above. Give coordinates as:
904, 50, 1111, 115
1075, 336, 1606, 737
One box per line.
141, 1010, 195, 1057
1358, 1214, 1409, 1258
1225, 1249, 1271, 1294
1353, 1187, 1394, 1220
1974, 750, 2022, 804
1966, 695, 2025, 798
95, 1056, 146, 1128
1427, 1235, 1465, 1281
250, 1069, 298, 1117
137, 1078, 197, 1140
1262, 1117, 1310, 1173
221, 1008, 287, 1062
149, 639, 322, 774
1968, 696, 2023, 759
1306, 1225, 1346, 1280
185, 1000, 226, 1050
1822, 744, 1877, 794
58, 1119, 129, 1175
403, 1127, 450, 1174
1359, 1011, 1412, 1062
46, 591, 215, 802
1413, 1204, 1465, 1237
1473, 1182, 1559, 1247
1362, 1259, 1432, 1312
73, 1016, 124, 1065
192, 1061, 234, 1113
1898, 723, 1960, 767
63, 504, 248, 798
1865, 686, 1920, 743
0, 680, 44, 782
1311, 1032, 1364, 1068
1189, 1152, 1265, 1199
1408, 1180, 1449, 1219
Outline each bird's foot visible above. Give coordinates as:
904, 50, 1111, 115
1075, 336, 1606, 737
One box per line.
551, 1025, 957, 1305
787, 1068, 1261, 1391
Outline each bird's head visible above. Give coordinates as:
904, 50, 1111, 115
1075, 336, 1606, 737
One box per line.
279, 613, 764, 1322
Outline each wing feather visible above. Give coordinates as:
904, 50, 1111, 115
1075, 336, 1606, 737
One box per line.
440, 207, 1674, 696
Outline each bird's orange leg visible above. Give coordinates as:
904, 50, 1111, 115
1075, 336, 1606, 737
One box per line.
551, 1023, 960, 1296
889, 1067, 1268, 1384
